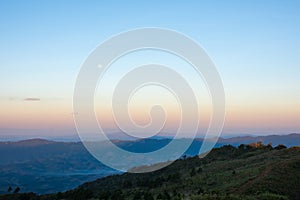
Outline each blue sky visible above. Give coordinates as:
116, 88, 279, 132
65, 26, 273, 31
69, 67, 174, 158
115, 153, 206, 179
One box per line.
0, 0, 300, 139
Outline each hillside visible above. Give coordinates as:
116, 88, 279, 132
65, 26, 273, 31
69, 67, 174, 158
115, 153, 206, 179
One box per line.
0, 134, 299, 195
2, 143, 299, 200
70, 144, 300, 200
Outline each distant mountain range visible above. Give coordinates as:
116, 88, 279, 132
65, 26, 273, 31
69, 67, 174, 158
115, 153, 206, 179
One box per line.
217, 133, 300, 146
0, 133, 299, 194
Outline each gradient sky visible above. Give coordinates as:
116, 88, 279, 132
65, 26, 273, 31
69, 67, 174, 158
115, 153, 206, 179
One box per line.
0, 0, 300, 139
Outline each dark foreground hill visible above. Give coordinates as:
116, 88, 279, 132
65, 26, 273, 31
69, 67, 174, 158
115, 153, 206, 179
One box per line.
2, 143, 299, 200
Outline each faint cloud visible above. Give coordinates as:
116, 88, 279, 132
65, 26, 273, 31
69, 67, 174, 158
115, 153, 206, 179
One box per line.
23, 98, 41, 101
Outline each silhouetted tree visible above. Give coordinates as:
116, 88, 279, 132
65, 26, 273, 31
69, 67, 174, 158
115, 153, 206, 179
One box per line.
238, 144, 246, 150
246, 143, 256, 149
56, 192, 63, 199
7, 186, 12, 193
274, 144, 287, 150
13, 187, 20, 194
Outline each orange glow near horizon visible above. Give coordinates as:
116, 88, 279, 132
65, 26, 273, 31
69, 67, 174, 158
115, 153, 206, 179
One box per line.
0, 97, 299, 136
0, 99, 74, 129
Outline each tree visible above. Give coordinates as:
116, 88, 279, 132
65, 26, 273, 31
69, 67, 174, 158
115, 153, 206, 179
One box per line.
274, 144, 287, 150
7, 186, 12, 193
56, 192, 63, 199
13, 187, 20, 194
238, 144, 246, 150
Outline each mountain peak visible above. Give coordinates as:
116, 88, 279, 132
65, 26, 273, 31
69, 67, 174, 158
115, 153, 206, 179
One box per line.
15, 138, 55, 146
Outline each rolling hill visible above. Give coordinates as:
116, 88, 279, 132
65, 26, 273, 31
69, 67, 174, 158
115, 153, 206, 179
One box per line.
1, 142, 299, 200
0, 134, 299, 196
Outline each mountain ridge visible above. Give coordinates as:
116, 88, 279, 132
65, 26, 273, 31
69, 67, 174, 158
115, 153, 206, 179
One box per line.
1, 144, 299, 200
1, 133, 299, 146
0, 133, 299, 195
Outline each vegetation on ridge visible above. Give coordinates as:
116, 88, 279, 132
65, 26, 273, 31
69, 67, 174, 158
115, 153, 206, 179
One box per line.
1, 143, 299, 200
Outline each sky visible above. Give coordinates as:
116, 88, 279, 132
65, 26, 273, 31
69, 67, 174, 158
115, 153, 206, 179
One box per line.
0, 0, 300, 139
